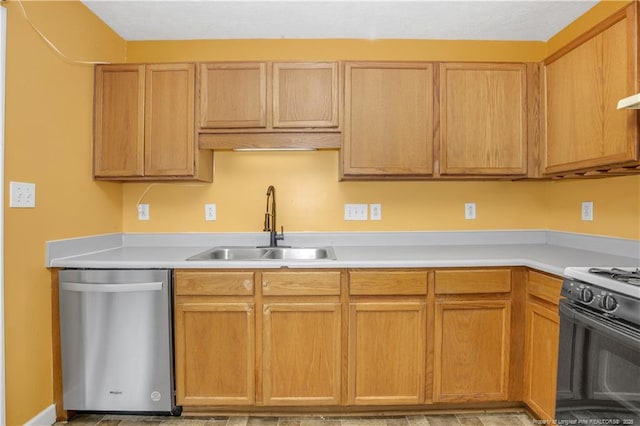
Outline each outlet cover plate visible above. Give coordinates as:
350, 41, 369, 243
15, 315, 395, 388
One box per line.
138, 204, 150, 221
344, 204, 368, 221
370, 204, 382, 221
205, 204, 217, 221
464, 202, 476, 220
581, 201, 594, 221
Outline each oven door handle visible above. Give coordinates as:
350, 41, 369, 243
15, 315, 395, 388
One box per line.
559, 301, 640, 350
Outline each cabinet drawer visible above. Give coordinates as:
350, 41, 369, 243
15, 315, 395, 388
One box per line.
349, 271, 428, 295
261, 272, 341, 296
435, 269, 511, 295
528, 270, 562, 305
175, 271, 254, 296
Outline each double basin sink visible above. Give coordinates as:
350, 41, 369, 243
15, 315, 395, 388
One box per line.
187, 246, 337, 261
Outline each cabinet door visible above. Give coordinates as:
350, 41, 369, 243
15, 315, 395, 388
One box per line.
94, 64, 145, 177
343, 62, 434, 177
544, 8, 637, 174
273, 62, 339, 128
174, 302, 255, 406
199, 62, 267, 129
440, 63, 527, 175
524, 301, 560, 421
348, 302, 426, 405
263, 302, 341, 405
144, 64, 195, 176
434, 299, 511, 402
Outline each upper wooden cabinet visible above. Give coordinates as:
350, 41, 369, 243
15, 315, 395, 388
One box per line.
197, 62, 341, 149
94, 65, 145, 177
94, 63, 212, 181
273, 62, 340, 128
543, 4, 639, 175
439, 63, 528, 176
342, 62, 435, 178
198, 62, 267, 129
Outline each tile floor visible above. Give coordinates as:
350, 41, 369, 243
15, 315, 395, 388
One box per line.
57, 412, 537, 426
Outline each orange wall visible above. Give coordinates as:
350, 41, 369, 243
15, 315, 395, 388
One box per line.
544, 176, 640, 240
4, 1, 125, 424
127, 39, 547, 63
123, 151, 548, 233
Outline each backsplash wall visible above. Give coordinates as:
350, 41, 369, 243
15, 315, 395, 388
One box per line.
122, 151, 548, 234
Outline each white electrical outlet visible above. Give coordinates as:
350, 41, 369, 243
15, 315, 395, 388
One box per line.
581, 201, 594, 221
138, 204, 150, 221
9, 181, 36, 208
344, 204, 368, 221
464, 202, 476, 220
205, 204, 217, 221
370, 204, 382, 221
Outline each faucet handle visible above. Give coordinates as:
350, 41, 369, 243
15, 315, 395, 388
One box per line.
276, 226, 285, 241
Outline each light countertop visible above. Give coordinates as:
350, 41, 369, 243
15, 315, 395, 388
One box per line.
47, 231, 640, 277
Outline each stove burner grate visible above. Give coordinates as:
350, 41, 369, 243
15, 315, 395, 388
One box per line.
588, 268, 640, 286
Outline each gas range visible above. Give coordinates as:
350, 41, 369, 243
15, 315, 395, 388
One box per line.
563, 266, 640, 327
557, 267, 640, 423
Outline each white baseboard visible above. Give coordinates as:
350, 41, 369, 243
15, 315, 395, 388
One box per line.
24, 404, 56, 426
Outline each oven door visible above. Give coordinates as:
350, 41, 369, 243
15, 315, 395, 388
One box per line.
556, 299, 640, 424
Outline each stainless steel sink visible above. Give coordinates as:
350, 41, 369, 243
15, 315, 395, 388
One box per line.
186, 246, 337, 261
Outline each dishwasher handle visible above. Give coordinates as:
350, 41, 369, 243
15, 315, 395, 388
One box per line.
60, 281, 163, 293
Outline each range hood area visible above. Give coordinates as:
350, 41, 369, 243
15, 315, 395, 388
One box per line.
617, 93, 640, 109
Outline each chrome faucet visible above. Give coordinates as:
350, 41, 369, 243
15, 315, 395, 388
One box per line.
263, 185, 285, 247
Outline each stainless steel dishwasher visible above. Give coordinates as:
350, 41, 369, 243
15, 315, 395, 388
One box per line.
58, 269, 179, 414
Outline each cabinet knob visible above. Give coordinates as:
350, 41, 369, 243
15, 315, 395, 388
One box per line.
243, 279, 252, 290
264, 307, 270, 315
263, 280, 269, 288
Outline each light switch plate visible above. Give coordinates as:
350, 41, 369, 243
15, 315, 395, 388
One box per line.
9, 181, 36, 208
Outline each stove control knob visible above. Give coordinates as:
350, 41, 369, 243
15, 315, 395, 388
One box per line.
578, 287, 594, 303
600, 295, 618, 311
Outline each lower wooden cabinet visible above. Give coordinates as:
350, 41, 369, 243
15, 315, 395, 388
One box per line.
171, 267, 565, 412
347, 270, 428, 405
174, 271, 256, 406
174, 301, 255, 405
434, 299, 511, 402
523, 271, 562, 421
348, 301, 426, 405
262, 302, 342, 405
433, 269, 512, 403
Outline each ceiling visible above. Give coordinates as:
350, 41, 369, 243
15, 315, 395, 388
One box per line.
81, 1, 599, 42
